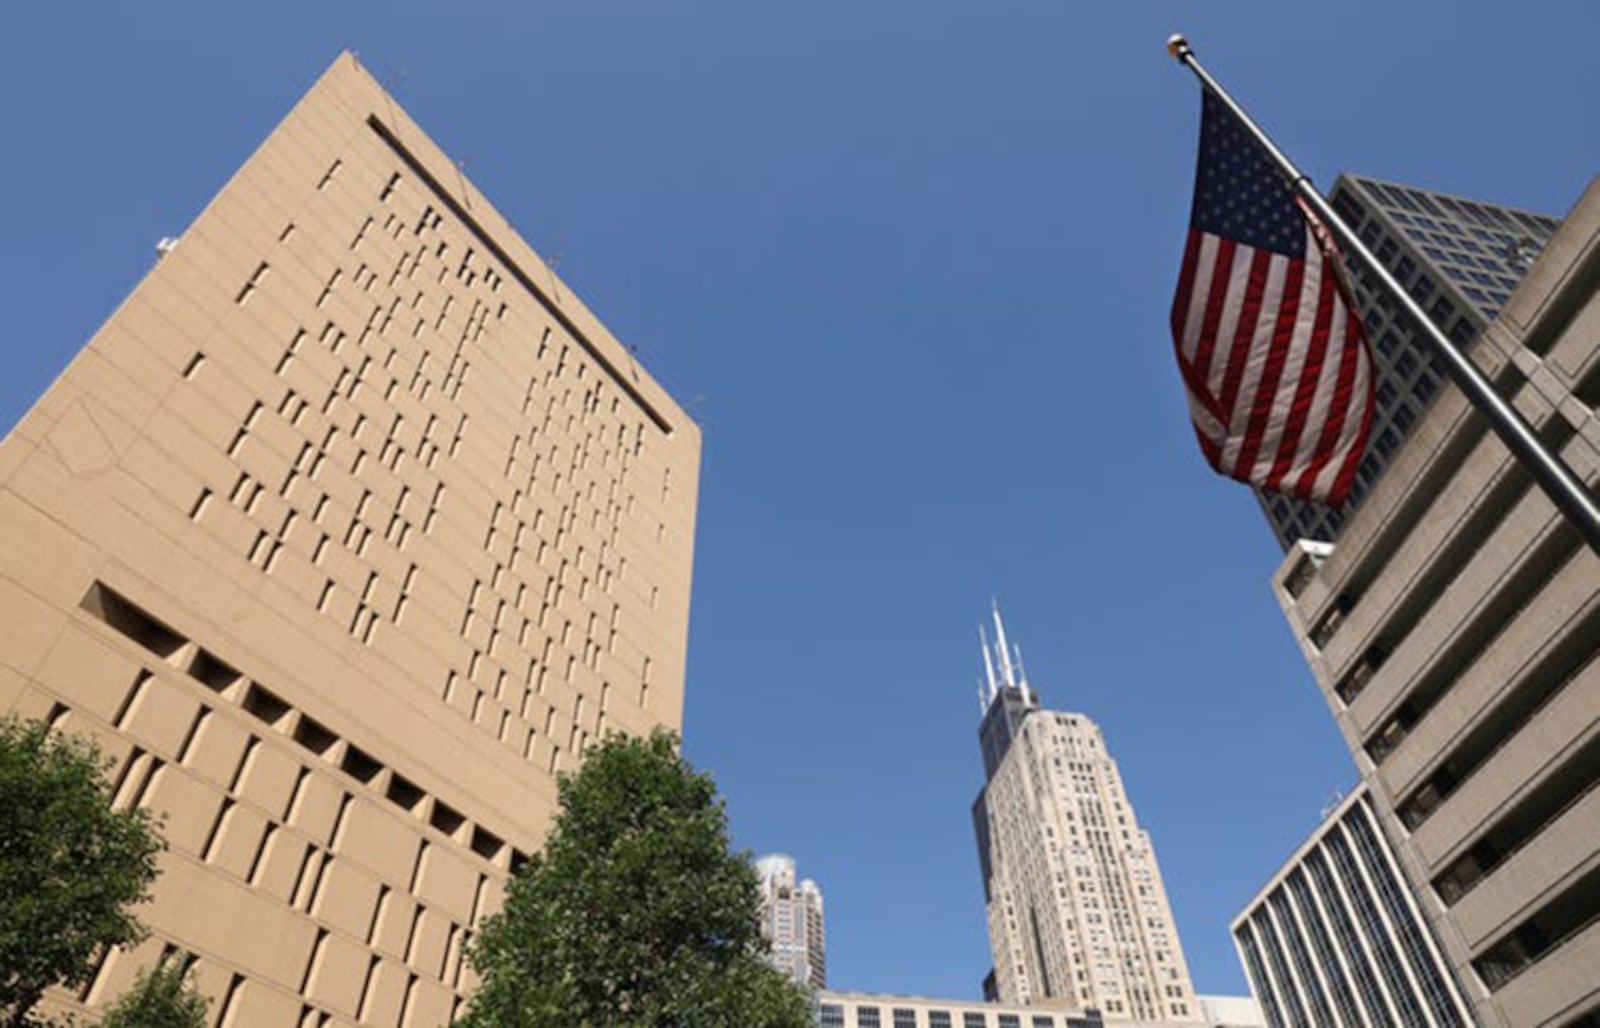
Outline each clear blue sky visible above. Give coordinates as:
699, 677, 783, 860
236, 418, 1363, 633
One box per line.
4, 0, 1596, 1003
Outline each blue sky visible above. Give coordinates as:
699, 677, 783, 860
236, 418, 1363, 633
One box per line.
4, 0, 1596, 1002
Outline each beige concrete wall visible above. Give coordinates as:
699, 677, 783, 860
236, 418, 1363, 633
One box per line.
820, 990, 1093, 1028
1270, 178, 1600, 1027
0, 52, 700, 1026
818, 991, 1251, 1028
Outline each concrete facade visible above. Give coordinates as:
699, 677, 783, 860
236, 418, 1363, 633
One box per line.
1258, 176, 1562, 550
1270, 178, 1600, 1026
816, 992, 1259, 1028
0, 53, 700, 1024
1232, 786, 1476, 1028
972, 613, 1201, 1023
758, 853, 828, 990
1195, 995, 1265, 1028
818, 991, 1106, 1028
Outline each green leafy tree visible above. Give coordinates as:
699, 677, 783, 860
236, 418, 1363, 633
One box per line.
459, 730, 813, 1028
97, 954, 208, 1028
0, 717, 165, 1027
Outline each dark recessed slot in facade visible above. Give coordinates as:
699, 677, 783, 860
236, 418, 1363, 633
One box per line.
293, 716, 338, 757
429, 802, 465, 838
1474, 860, 1600, 990
386, 774, 425, 813
190, 650, 243, 692
80, 583, 185, 659
242, 684, 292, 727
469, 826, 504, 861
341, 745, 383, 784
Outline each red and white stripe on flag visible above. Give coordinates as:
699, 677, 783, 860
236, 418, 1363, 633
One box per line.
1170, 200, 1375, 506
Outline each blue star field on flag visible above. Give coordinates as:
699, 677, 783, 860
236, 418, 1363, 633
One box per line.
1191, 90, 1303, 258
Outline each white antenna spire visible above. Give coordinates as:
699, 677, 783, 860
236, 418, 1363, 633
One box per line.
1015, 644, 1032, 705
992, 600, 1017, 688
979, 625, 998, 700
978, 681, 989, 713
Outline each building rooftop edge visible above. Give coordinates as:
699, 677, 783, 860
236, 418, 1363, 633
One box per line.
1338, 171, 1562, 221
1227, 783, 1370, 932
316, 51, 700, 440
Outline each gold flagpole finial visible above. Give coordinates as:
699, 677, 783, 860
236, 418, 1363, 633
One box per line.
1165, 34, 1192, 62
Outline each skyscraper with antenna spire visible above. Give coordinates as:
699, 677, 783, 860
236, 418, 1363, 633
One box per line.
971, 605, 1202, 1023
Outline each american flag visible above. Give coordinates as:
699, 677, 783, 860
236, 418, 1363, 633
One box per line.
1170, 90, 1374, 505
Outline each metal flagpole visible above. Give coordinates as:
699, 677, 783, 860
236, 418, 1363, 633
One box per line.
1165, 33, 1600, 555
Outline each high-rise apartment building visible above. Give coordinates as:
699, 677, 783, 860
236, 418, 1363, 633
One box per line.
1269, 177, 1600, 1027
971, 610, 1201, 1023
1258, 175, 1563, 549
0, 53, 700, 1023
1232, 787, 1476, 1028
758, 853, 827, 990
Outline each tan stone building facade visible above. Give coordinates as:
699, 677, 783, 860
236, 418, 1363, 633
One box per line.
1269, 178, 1600, 1026
0, 53, 700, 1024
972, 615, 1201, 1023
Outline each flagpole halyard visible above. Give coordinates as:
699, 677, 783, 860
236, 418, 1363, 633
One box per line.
1165, 33, 1600, 555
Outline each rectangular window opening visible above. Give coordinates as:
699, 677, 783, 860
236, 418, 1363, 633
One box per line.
293, 716, 339, 757
470, 826, 505, 862
386, 773, 426, 813
80, 583, 186, 660
341, 744, 383, 784
189, 649, 244, 693
238, 686, 290, 730
430, 801, 465, 839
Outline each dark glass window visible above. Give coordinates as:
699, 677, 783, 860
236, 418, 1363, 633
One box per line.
1307, 849, 1391, 1025
1271, 889, 1335, 1025
1254, 910, 1311, 1028
1346, 807, 1467, 1027
1287, 869, 1364, 1026
1327, 831, 1428, 1026
1238, 927, 1287, 1028
1333, 192, 1367, 225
